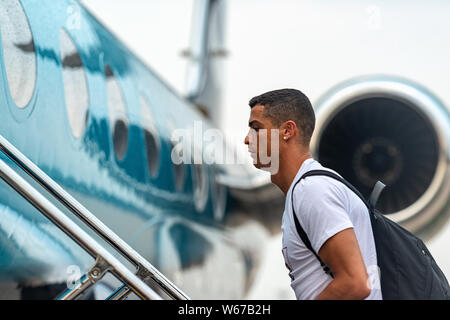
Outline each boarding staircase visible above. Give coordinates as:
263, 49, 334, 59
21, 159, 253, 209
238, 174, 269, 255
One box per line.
0, 134, 190, 300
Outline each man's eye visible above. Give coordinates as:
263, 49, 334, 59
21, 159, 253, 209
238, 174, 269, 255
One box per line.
252, 127, 259, 132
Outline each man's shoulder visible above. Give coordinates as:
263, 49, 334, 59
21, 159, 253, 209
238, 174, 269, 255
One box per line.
293, 168, 345, 199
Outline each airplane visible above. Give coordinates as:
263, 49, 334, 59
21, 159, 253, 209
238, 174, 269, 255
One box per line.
0, 0, 277, 299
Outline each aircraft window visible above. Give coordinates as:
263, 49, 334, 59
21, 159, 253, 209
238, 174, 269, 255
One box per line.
105, 65, 128, 161
0, 0, 36, 108
140, 95, 160, 178
59, 29, 89, 138
192, 164, 209, 213
169, 118, 186, 191
211, 169, 226, 221
172, 141, 186, 192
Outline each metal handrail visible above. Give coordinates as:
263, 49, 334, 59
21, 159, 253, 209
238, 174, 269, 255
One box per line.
0, 134, 190, 300
0, 157, 160, 300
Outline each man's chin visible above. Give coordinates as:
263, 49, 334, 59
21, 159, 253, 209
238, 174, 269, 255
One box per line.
253, 162, 279, 174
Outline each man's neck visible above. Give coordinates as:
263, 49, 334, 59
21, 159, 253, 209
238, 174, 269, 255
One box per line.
271, 152, 312, 195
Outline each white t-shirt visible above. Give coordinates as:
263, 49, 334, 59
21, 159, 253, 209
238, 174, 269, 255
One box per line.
281, 158, 382, 300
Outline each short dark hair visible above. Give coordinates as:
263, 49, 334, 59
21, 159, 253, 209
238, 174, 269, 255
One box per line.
249, 88, 315, 146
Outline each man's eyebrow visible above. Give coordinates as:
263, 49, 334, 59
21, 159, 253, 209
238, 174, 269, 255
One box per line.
248, 120, 263, 127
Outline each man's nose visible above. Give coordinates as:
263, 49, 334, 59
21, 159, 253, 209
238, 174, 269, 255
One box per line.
244, 134, 249, 145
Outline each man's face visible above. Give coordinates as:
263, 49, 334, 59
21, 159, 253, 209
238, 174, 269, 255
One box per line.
244, 105, 280, 173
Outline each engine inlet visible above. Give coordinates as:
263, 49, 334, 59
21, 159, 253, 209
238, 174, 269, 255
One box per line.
318, 96, 439, 214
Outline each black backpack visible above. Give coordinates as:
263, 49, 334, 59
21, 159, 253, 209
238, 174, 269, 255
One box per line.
291, 169, 450, 300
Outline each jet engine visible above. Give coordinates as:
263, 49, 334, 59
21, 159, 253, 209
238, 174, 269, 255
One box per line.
311, 77, 450, 238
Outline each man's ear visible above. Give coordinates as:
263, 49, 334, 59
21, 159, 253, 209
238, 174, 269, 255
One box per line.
281, 120, 297, 139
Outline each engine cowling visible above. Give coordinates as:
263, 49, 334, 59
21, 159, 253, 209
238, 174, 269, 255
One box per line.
311, 77, 450, 237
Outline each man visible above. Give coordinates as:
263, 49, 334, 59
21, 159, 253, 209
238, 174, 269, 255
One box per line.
244, 89, 382, 300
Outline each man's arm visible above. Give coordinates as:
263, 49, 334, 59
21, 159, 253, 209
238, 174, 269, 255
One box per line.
314, 228, 371, 300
